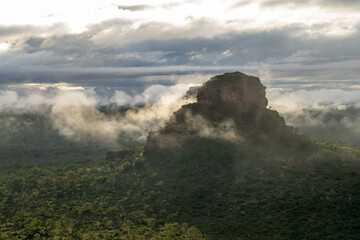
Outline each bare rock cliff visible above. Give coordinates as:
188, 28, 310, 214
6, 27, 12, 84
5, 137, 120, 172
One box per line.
197, 72, 267, 109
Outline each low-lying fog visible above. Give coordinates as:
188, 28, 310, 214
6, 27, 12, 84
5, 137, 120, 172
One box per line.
1, 82, 360, 149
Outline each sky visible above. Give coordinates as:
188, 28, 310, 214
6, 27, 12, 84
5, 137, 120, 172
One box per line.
0, 0, 360, 101
1, 0, 360, 146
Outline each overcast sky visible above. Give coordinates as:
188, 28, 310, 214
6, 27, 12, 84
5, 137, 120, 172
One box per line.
0, 0, 360, 91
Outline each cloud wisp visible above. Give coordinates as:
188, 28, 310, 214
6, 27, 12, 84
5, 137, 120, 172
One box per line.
0, 0, 359, 89
267, 87, 360, 146
0, 83, 196, 147
267, 88, 360, 113
1, 81, 360, 147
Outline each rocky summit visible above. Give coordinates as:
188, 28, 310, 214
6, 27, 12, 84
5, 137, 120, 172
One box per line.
145, 72, 289, 152
196, 72, 268, 109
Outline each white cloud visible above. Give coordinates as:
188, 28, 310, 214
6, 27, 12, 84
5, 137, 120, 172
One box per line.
267, 88, 360, 113
0, 90, 18, 106
221, 50, 233, 56
0, 0, 359, 37
111, 91, 132, 106
0, 43, 9, 52
0, 83, 197, 145
0, 0, 115, 33
110, 83, 195, 106
49, 84, 197, 146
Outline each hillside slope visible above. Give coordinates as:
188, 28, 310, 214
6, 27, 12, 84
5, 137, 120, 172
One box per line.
142, 72, 360, 239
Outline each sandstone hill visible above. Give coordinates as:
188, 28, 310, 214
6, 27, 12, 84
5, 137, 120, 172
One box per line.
145, 72, 289, 152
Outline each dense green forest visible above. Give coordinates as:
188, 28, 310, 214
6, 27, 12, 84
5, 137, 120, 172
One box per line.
1, 125, 359, 239
0, 114, 107, 170
0, 146, 206, 239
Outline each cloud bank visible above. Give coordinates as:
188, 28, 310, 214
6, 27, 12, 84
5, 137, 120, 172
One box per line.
267, 88, 360, 113
1, 80, 360, 147
0, 83, 196, 147
0, 0, 359, 89
267, 88, 360, 146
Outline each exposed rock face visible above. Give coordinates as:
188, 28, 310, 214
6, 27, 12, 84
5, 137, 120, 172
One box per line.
145, 72, 288, 152
196, 72, 268, 109
184, 86, 201, 99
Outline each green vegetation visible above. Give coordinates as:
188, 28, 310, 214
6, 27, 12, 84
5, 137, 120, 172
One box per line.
145, 135, 360, 239
0, 146, 205, 239
0, 114, 107, 170
1, 132, 359, 239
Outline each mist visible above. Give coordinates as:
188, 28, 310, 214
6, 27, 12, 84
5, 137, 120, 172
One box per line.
0, 83, 196, 148
1, 82, 360, 148
267, 88, 360, 146
183, 111, 244, 143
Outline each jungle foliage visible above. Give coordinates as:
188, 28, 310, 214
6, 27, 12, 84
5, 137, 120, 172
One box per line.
1, 130, 360, 239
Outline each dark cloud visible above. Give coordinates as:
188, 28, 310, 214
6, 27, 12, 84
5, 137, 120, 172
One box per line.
0, 18, 359, 88
0, 25, 36, 37
0, 23, 69, 38
25, 37, 45, 49
117, 5, 153, 11
261, 0, 360, 9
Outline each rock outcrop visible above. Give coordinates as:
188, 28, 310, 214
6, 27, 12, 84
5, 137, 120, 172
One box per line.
145, 72, 288, 152
196, 72, 267, 109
